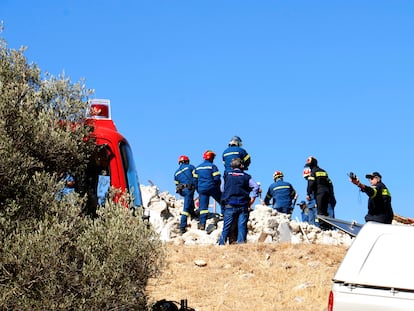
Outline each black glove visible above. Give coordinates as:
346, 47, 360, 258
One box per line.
349, 172, 360, 186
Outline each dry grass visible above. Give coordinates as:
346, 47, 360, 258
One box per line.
146, 243, 347, 311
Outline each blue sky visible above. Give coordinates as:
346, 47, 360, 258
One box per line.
2, 1, 414, 223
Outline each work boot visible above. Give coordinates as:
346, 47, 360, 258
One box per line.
319, 222, 332, 231
206, 223, 217, 235
197, 223, 205, 230
190, 209, 200, 221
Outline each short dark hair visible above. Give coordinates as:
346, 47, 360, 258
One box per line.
231, 157, 243, 169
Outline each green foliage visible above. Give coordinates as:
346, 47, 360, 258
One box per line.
0, 34, 95, 222
1, 195, 164, 310
0, 34, 165, 310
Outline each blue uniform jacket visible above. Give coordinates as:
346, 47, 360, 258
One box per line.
193, 160, 221, 192
221, 168, 259, 206
264, 179, 296, 209
174, 163, 196, 186
222, 146, 251, 173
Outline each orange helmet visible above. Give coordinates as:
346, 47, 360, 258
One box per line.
178, 155, 189, 164
273, 170, 284, 180
203, 150, 216, 161
303, 167, 311, 179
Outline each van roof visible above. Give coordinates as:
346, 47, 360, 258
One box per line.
333, 222, 414, 290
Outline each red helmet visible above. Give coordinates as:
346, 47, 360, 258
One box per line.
303, 168, 311, 179
203, 150, 216, 161
178, 155, 189, 164
273, 170, 284, 180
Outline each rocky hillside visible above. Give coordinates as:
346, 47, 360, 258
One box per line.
140, 185, 354, 247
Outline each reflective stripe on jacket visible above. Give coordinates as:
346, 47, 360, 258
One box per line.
174, 163, 196, 186
222, 146, 251, 173
194, 160, 221, 192
264, 179, 296, 209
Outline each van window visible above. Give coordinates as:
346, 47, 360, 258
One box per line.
93, 145, 111, 206
97, 173, 110, 206
119, 141, 143, 208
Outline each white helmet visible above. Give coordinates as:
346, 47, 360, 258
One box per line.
229, 135, 242, 147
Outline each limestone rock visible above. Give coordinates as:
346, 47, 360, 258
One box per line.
140, 185, 355, 247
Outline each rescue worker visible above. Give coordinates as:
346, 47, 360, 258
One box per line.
193, 150, 222, 230
297, 201, 310, 222
349, 171, 394, 224
58, 171, 76, 195
55, 171, 76, 202
301, 167, 317, 225
219, 158, 260, 245
305, 156, 334, 230
174, 155, 196, 234
327, 182, 337, 218
222, 135, 251, 177
222, 136, 252, 242
263, 171, 297, 214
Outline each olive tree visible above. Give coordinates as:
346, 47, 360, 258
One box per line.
0, 32, 164, 310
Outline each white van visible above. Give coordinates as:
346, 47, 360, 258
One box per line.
328, 221, 414, 311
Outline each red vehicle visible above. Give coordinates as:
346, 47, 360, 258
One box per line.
86, 99, 143, 209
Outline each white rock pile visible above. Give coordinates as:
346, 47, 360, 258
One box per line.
140, 185, 354, 247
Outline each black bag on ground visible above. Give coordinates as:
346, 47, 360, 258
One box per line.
152, 299, 195, 311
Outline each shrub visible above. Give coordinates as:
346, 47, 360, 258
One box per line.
0, 31, 165, 310
1, 193, 164, 310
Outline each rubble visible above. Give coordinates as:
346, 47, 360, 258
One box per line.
140, 185, 354, 247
